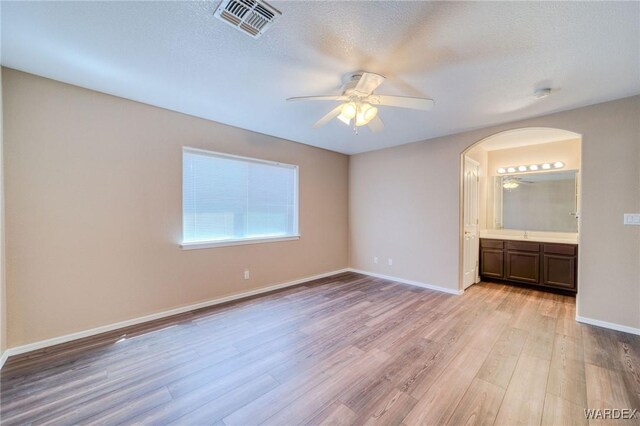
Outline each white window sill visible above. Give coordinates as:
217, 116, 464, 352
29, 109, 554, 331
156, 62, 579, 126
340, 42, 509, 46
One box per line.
180, 235, 300, 250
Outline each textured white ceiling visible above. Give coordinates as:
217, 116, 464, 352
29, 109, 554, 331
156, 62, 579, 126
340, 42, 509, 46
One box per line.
2, 1, 639, 154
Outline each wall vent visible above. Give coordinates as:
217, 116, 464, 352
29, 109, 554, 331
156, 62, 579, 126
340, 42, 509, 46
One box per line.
214, 0, 281, 38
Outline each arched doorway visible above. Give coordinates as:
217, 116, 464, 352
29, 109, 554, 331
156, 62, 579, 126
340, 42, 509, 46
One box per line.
459, 127, 583, 292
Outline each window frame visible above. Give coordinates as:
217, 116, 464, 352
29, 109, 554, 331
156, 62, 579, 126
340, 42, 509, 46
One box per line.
180, 147, 300, 250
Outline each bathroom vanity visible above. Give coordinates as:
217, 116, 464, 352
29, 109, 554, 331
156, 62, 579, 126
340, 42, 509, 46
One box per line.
480, 232, 578, 294
476, 168, 580, 295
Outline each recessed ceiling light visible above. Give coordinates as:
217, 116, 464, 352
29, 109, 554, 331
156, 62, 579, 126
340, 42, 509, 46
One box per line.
554, 161, 565, 168
542, 163, 551, 170
507, 167, 516, 173
529, 165, 539, 171
497, 168, 506, 174
518, 166, 527, 172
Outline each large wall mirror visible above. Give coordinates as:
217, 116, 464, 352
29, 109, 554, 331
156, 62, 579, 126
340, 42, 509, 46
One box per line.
490, 170, 578, 232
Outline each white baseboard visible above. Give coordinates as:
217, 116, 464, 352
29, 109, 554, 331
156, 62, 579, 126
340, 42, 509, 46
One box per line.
0, 350, 8, 370
576, 315, 640, 336
348, 268, 463, 295
1, 268, 350, 364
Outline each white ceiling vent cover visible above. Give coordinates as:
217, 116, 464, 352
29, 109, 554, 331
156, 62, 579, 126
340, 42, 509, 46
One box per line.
214, 0, 281, 38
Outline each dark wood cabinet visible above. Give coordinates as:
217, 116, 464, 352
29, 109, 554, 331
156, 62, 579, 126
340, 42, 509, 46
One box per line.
480, 238, 577, 294
505, 251, 540, 284
481, 249, 504, 279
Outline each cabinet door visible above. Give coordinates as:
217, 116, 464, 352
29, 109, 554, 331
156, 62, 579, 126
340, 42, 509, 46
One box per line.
480, 249, 504, 279
505, 251, 540, 284
543, 254, 576, 290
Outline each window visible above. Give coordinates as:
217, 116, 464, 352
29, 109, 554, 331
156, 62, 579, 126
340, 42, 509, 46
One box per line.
181, 147, 299, 249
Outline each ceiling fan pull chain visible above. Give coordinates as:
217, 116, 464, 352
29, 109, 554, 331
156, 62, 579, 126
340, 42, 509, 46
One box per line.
353, 104, 358, 135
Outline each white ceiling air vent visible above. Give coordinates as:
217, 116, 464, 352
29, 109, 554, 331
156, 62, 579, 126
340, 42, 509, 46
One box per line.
214, 0, 281, 38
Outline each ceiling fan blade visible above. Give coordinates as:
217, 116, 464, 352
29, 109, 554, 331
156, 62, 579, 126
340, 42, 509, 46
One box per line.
354, 72, 385, 95
313, 105, 343, 128
287, 95, 348, 102
367, 116, 384, 133
372, 95, 434, 111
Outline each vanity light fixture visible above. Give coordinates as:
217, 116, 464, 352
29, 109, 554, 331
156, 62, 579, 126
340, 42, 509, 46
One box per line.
496, 161, 565, 174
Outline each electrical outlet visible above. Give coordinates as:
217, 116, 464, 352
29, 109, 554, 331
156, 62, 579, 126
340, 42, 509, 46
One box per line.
388, 258, 393, 266
373, 256, 379, 264
624, 214, 640, 226
244, 270, 250, 280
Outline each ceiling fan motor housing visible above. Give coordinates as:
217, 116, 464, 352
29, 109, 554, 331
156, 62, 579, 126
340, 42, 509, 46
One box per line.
341, 72, 384, 97
342, 74, 363, 96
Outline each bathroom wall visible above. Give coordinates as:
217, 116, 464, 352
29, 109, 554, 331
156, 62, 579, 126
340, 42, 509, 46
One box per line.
487, 138, 581, 177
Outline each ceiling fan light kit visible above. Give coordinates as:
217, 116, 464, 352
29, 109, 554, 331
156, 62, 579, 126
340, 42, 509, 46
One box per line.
287, 72, 434, 135
338, 102, 378, 127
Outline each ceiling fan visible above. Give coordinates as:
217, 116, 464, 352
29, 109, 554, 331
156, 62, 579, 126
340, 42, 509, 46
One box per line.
286, 72, 434, 134
503, 176, 535, 190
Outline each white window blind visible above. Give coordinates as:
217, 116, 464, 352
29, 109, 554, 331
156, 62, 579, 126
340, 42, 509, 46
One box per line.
182, 148, 298, 247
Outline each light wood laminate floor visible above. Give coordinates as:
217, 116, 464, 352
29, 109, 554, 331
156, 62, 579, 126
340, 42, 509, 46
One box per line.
1, 272, 639, 425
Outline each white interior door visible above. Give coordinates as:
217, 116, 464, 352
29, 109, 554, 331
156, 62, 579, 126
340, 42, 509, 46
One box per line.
463, 157, 480, 289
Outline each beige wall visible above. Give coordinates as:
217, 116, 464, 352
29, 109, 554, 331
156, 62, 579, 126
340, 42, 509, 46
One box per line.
350, 95, 640, 329
0, 66, 5, 355
3, 67, 639, 348
487, 138, 581, 177
3, 69, 349, 347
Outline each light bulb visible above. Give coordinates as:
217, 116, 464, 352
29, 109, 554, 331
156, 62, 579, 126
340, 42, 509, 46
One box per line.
529, 165, 539, 171
542, 163, 551, 170
341, 102, 357, 119
507, 167, 516, 173
518, 166, 527, 172
554, 161, 564, 169
337, 114, 351, 125
355, 103, 376, 126
363, 105, 378, 122
497, 168, 506, 174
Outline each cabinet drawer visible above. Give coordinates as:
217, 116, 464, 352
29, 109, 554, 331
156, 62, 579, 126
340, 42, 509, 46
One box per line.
543, 243, 577, 256
480, 239, 504, 249
506, 241, 540, 253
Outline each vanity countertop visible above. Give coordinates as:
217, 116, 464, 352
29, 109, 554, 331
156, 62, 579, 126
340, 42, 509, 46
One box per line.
479, 230, 578, 245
